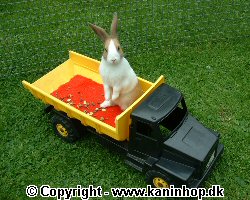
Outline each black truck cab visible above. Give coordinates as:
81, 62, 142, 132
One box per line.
127, 84, 224, 188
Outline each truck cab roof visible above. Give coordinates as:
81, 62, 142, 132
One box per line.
132, 84, 183, 124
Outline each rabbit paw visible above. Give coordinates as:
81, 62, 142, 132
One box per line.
100, 100, 112, 108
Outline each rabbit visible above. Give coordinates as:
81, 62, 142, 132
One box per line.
89, 13, 142, 111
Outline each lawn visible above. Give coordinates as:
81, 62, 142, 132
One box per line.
0, 1, 249, 200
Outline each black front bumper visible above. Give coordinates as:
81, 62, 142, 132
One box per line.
189, 143, 224, 188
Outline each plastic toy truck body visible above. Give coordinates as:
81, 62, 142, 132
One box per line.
22, 51, 223, 188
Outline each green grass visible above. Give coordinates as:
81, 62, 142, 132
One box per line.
1, 0, 250, 199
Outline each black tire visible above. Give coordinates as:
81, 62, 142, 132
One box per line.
51, 112, 83, 143
145, 170, 173, 188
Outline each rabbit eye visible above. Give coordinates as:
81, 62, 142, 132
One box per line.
117, 46, 120, 51
104, 48, 108, 52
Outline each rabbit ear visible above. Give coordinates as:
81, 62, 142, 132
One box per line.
111, 12, 118, 37
89, 23, 109, 42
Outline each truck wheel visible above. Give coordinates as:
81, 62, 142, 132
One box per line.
145, 170, 172, 188
51, 113, 82, 143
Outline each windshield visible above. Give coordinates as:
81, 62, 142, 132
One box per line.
158, 99, 187, 138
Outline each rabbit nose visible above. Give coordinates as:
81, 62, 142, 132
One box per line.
111, 59, 116, 63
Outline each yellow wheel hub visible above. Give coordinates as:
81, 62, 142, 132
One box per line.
153, 177, 170, 188
56, 124, 68, 137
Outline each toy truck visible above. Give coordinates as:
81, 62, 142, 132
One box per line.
22, 51, 224, 188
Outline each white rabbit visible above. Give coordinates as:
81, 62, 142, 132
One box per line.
89, 13, 142, 110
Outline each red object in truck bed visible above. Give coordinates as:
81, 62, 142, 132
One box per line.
51, 75, 123, 127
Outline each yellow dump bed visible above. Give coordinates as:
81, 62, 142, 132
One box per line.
22, 51, 165, 141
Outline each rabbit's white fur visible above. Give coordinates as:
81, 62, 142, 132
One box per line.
89, 13, 142, 110
100, 46, 141, 110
